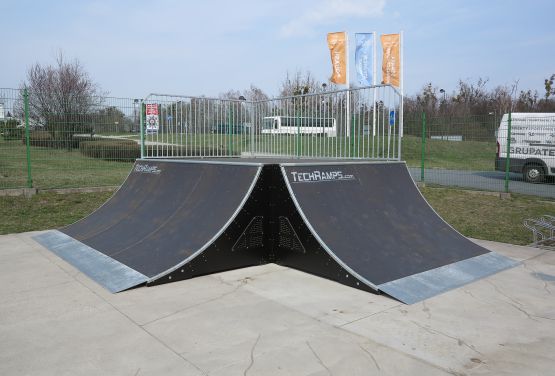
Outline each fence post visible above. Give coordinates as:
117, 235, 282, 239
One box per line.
350, 114, 355, 158
24, 88, 33, 188
421, 112, 426, 182
296, 112, 300, 158
504, 112, 512, 193
140, 100, 145, 159
228, 105, 233, 156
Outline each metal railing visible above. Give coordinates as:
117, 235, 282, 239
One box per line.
0, 88, 139, 189
410, 112, 555, 198
2, 86, 554, 199
142, 85, 403, 160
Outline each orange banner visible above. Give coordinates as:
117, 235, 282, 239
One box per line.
327, 32, 347, 85
381, 34, 400, 87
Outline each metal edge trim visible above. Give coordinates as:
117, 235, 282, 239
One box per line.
377, 251, 520, 304
140, 158, 264, 167
279, 165, 379, 292
147, 165, 263, 283
280, 160, 404, 167
33, 230, 149, 293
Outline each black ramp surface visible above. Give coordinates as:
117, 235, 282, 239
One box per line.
36, 160, 262, 292
281, 162, 518, 303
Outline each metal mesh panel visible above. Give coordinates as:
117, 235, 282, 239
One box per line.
278, 216, 306, 254
232, 216, 264, 252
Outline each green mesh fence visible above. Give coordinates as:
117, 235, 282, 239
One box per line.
1, 86, 553, 198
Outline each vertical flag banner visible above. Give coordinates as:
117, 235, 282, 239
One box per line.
145, 103, 159, 132
381, 33, 400, 87
327, 32, 347, 85
355, 33, 373, 86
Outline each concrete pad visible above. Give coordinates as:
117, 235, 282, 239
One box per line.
471, 238, 546, 261
236, 266, 401, 326
342, 246, 555, 373
2, 232, 555, 375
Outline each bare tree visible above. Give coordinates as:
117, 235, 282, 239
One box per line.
544, 74, 554, 99
20, 52, 104, 147
490, 85, 513, 115
452, 78, 489, 116
279, 70, 325, 97
242, 84, 269, 102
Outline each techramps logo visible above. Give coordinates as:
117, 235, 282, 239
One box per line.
134, 164, 161, 174
289, 170, 356, 183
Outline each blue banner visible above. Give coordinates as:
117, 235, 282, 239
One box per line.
355, 33, 373, 86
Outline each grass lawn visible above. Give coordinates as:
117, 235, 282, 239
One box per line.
422, 187, 555, 245
0, 140, 133, 189
1, 186, 552, 246
0, 134, 501, 190
0, 190, 114, 234
141, 133, 497, 171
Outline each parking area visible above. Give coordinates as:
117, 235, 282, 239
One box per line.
1, 232, 554, 375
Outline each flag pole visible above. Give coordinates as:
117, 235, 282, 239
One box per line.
346, 31, 351, 141
372, 31, 377, 138
399, 30, 404, 160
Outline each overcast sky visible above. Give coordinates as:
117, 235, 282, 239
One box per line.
2, 0, 553, 99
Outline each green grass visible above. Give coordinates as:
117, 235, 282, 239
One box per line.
402, 135, 496, 171
422, 187, 555, 245
0, 133, 500, 190
1, 186, 552, 245
0, 190, 114, 234
0, 140, 133, 189
141, 133, 496, 169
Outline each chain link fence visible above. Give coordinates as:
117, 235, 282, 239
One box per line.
1, 86, 554, 198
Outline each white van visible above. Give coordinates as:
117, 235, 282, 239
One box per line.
495, 113, 555, 183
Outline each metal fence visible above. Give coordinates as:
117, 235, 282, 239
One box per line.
1, 86, 554, 198
142, 85, 402, 160
408, 113, 555, 198
0, 88, 139, 189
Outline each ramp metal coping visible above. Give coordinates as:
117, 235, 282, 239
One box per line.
147, 165, 264, 284
280, 160, 404, 167
33, 231, 149, 293
279, 165, 380, 292
141, 158, 404, 167
139, 158, 264, 167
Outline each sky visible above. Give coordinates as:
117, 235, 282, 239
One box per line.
2, 0, 554, 99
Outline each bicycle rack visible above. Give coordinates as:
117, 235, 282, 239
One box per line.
523, 215, 555, 247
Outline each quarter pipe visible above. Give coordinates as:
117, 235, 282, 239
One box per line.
34, 158, 518, 303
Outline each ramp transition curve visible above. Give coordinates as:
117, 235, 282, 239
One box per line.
34, 159, 517, 303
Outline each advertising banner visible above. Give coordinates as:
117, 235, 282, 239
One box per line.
327, 32, 347, 85
355, 33, 373, 86
381, 34, 400, 87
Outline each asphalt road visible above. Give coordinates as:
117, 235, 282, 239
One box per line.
408, 167, 555, 199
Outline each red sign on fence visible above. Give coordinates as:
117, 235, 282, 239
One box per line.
145, 104, 159, 132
